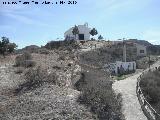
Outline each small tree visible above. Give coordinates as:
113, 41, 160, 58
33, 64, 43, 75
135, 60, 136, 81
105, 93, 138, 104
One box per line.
98, 35, 103, 40
7, 43, 17, 53
90, 28, 98, 39
0, 37, 9, 57
0, 37, 17, 57
72, 25, 79, 40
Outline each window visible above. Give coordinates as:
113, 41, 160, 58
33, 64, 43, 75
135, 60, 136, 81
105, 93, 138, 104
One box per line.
140, 50, 144, 53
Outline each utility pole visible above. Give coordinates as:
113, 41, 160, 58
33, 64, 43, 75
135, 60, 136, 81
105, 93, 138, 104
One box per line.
148, 48, 151, 69
123, 38, 127, 62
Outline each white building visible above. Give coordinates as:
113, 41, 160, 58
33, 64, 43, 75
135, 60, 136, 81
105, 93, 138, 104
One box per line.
104, 61, 136, 75
64, 23, 91, 41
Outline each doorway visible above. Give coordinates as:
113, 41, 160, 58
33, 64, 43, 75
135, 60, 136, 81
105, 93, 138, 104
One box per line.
79, 34, 84, 40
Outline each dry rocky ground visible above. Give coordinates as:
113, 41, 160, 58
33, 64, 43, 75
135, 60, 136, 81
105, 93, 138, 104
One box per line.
0, 50, 97, 120
1, 40, 149, 120
1, 39, 160, 120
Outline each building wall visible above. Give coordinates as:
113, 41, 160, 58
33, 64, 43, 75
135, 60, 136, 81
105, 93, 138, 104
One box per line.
111, 41, 147, 58
64, 25, 91, 40
136, 44, 147, 57
115, 61, 136, 74
64, 29, 75, 40
106, 61, 136, 75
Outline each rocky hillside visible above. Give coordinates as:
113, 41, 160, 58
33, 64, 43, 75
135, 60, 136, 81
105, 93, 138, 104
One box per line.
127, 39, 160, 55
0, 49, 98, 120
127, 39, 152, 47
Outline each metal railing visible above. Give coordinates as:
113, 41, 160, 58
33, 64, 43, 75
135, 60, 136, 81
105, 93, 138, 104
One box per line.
136, 68, 160, 120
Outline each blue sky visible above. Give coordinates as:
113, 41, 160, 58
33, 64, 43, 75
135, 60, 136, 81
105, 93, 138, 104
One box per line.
0, 0, 160, 48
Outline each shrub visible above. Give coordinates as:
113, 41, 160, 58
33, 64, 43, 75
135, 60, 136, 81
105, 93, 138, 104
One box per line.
58, 55, 65, 61
24, 60, 36, 67
14, 67, 24, 74
76, 70, 124, 120
52, 65, 61, 70
140, 70, 160, 111
79, 46, 124, 67
75, 73, 86, 91
76, 44, 124, 119
45, 40, 80, 51
45, 41, 63, 49
22, 52, 32, 60
15, 52, 35, 67
38, 48, 50, 54
136, 56, 158, 69
15, 67, 57, 94
25, 67, 57, 85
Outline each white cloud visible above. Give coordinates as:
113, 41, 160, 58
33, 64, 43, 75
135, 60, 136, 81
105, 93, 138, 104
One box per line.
142, 30, 160, 45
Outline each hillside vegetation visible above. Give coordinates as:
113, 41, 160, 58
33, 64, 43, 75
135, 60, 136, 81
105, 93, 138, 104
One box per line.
140, 69, 160, 113
1, 49, 98, 120
3, 39, 159, 120
75, 64, 124, 119
0, 40, 125, 120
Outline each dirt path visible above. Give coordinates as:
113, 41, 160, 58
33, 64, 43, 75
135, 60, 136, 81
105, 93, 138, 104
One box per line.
113, 61, 160, 120
113, 73, 147, 120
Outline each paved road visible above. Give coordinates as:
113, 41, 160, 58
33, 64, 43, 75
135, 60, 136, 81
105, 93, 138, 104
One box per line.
113, 61, 160, 120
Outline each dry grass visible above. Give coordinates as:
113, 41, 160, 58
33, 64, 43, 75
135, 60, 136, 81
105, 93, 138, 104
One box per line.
0, 55, 16, 65
1, 84, 96, 120
79, 45, 123, 67
14, 52, 36, 68
75, 65, 124, 120
0, 48, 99, 120
136, 56, 158, 69
37, 48, 50, 54
45, 40, 80, 51
14, 66, 57, 94
1, 45, 125, 119
14, 67, 24, 74
31, 52, 59, 69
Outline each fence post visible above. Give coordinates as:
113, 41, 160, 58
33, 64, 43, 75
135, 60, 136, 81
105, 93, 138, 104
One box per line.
143, 100, 147, 106
138, 89, 141, 95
